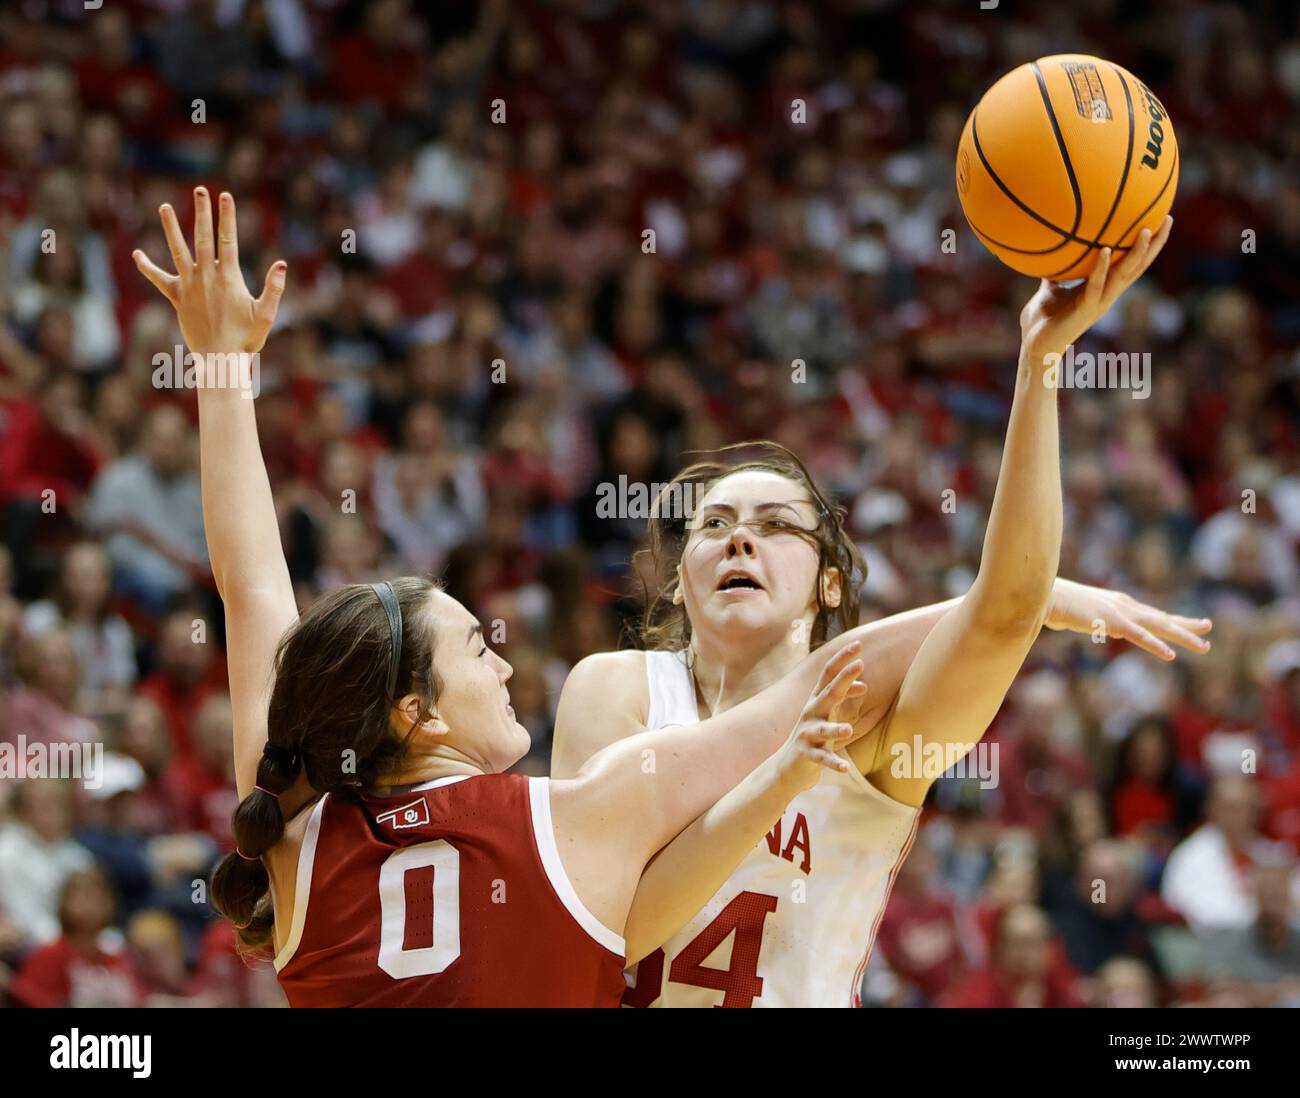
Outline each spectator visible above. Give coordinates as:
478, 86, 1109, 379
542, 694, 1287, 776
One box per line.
126, 909, 197, 1007
116, 695, 181, 835
190, 918, 285, 1008
136, 607, 218, 763
1203, 859, 1300, 1005
21, 540, 136, 718
167, 693, 238, 850
84, 405, 208, 616
10, 869, 139, 1008
0, 780, 94, 948
1093, 957, 1159, 1008
1107, 716, 1185, 845
1162, 774, 1271, 933
938, 905, 1083, 1009
875, 839, 973, 1005
371, 401, 486, 575
1048, 839, 1160, 978
1, 628, 97, 746
996, 672, 1094, 836
73, 753, 156, 921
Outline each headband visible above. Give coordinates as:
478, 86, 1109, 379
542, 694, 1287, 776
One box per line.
370, 580, 403, 702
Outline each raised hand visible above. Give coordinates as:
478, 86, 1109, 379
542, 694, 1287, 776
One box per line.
133, 187, 286, 358
1045, 577, 1212, 661
1020, 215, 1173, 362
777, 642, 868, 790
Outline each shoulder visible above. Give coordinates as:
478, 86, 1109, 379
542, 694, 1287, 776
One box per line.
550, 651, 650, 778
559, 650, 649, 715
570, 648, 648, 677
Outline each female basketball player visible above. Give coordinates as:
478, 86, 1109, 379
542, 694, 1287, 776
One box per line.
552, 218, 1201, 1007
133, 190, 894, 1006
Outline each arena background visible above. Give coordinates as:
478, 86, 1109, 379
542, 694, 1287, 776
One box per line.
1, 0, 1298, 1009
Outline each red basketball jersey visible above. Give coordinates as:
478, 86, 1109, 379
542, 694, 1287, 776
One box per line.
274, 774, 627, 1006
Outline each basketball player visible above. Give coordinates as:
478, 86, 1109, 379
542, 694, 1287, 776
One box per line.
133, 190, 905, 1007
551, 218, 1200, 1007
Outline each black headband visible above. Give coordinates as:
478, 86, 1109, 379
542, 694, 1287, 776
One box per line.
370, 581, 403, 702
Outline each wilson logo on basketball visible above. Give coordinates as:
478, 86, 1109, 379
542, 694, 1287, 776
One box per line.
1138, 83, 1168, 170
956, 150, 971, 194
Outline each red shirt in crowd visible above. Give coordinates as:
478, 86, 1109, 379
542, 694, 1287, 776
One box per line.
134, 675, 217, 764
937, 961, 1084, 1009
166, 758, 237, 851
996, 735, 1094, 836
875, 891, 970, 1002
1111, 779, 1177, 837
11, 937, 140, 1008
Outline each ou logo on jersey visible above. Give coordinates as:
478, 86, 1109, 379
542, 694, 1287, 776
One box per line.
376, 798, 431, 830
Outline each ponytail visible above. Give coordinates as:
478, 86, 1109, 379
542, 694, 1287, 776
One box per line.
211, 741, 301, 952
210, 578, 442, 953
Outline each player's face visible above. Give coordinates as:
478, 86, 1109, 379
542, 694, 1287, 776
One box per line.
677, 470, 836, 647
427, 591, 531, 771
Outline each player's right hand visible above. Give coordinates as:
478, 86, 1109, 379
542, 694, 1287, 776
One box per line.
133, 187, 286, 358
776, 642, 867, 793
1019, 214, 1172, 362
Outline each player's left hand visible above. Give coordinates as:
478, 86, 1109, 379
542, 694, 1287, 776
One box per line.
1020, 214, 1172, 363
777, 642, 869, 792
1044, 577, 1211, 661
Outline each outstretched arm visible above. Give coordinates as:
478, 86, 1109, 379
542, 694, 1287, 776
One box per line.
835, 578, 1213, 735
550, 578, 1210, 782
859, 220, 1175, 807
134, 188, 294, 798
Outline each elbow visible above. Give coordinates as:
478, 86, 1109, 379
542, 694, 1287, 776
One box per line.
967, 574, 1056, 640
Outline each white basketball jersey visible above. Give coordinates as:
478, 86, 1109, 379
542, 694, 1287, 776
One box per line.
625, 650, 920, 1008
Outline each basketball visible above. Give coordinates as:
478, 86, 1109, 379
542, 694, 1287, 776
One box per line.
956, 54, 1179, 280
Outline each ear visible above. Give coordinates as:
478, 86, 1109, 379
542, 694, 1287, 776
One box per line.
394, 694, 449, 738
819, 566, 843, 610
672, 564, 685, 606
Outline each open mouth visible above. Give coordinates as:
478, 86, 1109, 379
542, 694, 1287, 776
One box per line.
717, 572, 764, 593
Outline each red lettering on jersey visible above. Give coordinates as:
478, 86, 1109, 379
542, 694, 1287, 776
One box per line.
668, 892, 778, 1007
781, 812, 811, 875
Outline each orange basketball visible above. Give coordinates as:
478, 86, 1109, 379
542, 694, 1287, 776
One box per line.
955, 54, 1178, 281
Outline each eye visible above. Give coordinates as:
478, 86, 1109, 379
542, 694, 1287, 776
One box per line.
703, 516, 727, 529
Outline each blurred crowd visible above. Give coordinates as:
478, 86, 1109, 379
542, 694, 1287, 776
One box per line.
1, 0, 1299, 1007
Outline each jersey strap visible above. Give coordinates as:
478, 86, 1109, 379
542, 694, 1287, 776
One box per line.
644, 649, 699, 729
526, 777, 626, 957
274, 794, 328, 972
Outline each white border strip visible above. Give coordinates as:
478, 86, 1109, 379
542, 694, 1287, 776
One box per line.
407, 774, 471, 793
527, 777, 626, 958
274, 795, 328, 972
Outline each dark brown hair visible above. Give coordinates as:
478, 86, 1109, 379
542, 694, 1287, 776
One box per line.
211, 577, 441, 951
634, 441, 866, 652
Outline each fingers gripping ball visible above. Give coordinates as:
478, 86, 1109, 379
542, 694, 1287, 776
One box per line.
956, 54, 1178, 281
